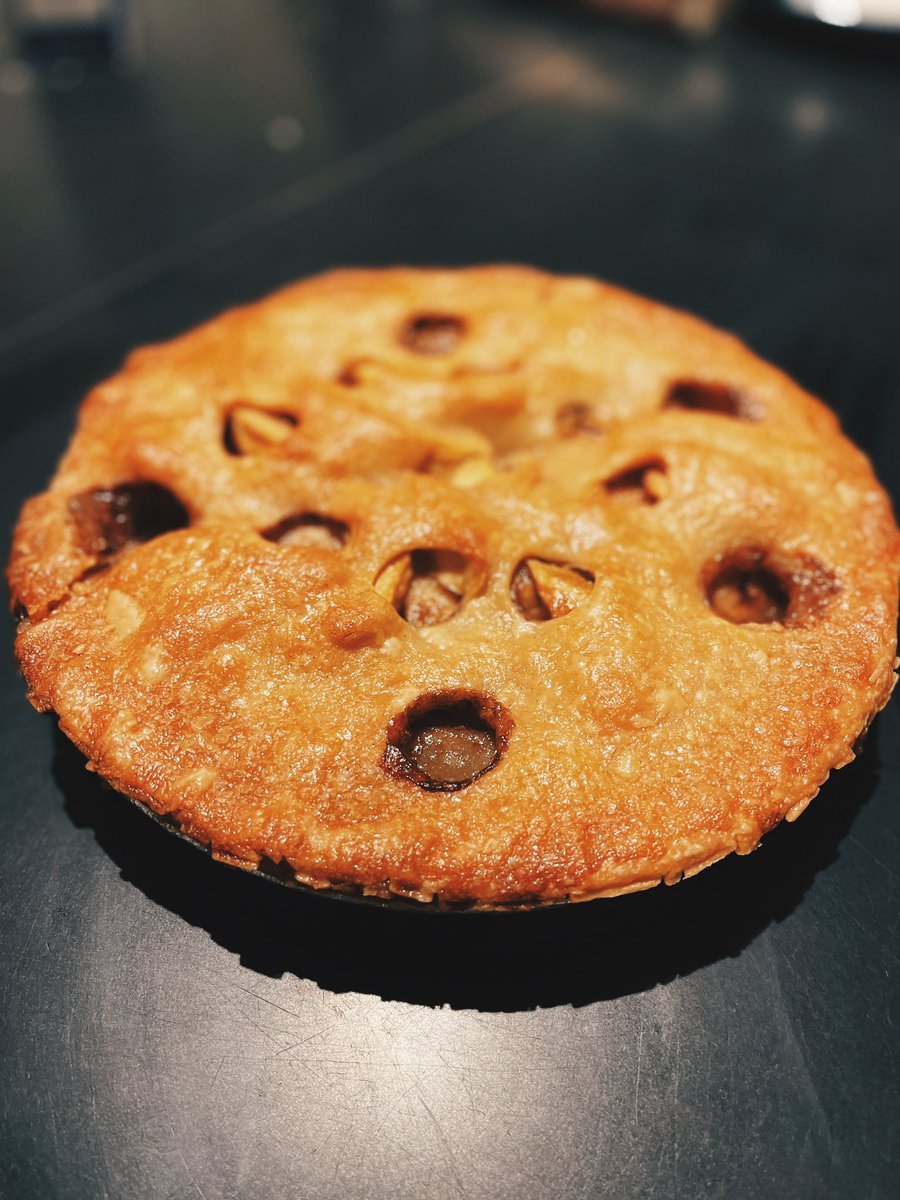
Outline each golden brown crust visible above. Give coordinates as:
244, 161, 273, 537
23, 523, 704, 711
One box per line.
8, 266, 900, 907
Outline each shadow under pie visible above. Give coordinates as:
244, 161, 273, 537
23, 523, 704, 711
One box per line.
55, 726, 880, 1013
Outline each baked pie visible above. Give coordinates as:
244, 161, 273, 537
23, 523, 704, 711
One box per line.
8, 267, 899, 907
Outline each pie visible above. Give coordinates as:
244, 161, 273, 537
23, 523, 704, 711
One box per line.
8, 266, 899, 908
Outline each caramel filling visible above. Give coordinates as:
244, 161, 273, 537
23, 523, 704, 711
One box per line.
399, 313, 465, 356
383, 693, 509, 791
374, 549, 468, 627
603, 458, 669, 505
665, 380, 762, 421
707, 564, 789, 624
407, 724, 497, 785
511, 558, 594, 621
704, 545, 838, 627
262, 513, 348, 550
69, 483, 189, 558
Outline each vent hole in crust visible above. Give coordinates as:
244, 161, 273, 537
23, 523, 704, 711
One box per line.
665, 380, 762, 421
511, 557, 595, 621
399, 313, 466, 356
336, 360, 364, 386
704, 546, 837, 627
603, 457, 669, 505
555, 401, 603, 438
69, 483, 189, 559
224, 405, 298, 455
262, 513, 349, 550
374, 549, 470, 627
383, 692, 511, 791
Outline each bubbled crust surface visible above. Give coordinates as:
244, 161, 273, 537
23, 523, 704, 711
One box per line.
8, 266, 900, 907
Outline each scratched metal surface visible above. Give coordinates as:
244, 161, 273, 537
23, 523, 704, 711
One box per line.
1, 3, 899, 1198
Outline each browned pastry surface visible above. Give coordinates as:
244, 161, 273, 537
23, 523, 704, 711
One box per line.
8, 266, 900, 907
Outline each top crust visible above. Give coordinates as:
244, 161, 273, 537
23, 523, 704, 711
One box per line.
8, 266, 900, 907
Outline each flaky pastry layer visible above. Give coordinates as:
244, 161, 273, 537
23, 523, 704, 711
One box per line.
8, 267, 900, 907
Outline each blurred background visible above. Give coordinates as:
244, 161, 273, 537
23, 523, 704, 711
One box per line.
1, 0, 898, 462
2, 5, 899, 1200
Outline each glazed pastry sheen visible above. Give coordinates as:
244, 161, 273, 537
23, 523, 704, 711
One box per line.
8, 267, 899, 907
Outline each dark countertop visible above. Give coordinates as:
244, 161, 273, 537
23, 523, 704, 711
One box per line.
1, 3, 898, 1198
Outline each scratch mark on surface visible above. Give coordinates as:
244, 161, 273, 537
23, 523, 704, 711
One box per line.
168, 1119, 209, 1200
271, 1022, 344, 1056
210, 1052, 227, 1086
437, 1049, 480, 1115
835, 894, 900, 965
239, 1010, 291, 1048
417, 1088, 469, 1198
633, 1017, 645, 1124
672, 1029, 682, 1200
764, 941, 833, 1155
459, 1011, 556, 1046
849, 835, 900, 884
227, 979, 307, 1021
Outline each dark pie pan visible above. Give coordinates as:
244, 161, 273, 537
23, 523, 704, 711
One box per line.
114, 783, 568, 915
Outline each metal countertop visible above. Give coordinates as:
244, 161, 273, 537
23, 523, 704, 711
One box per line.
1, 3, 898, 1197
